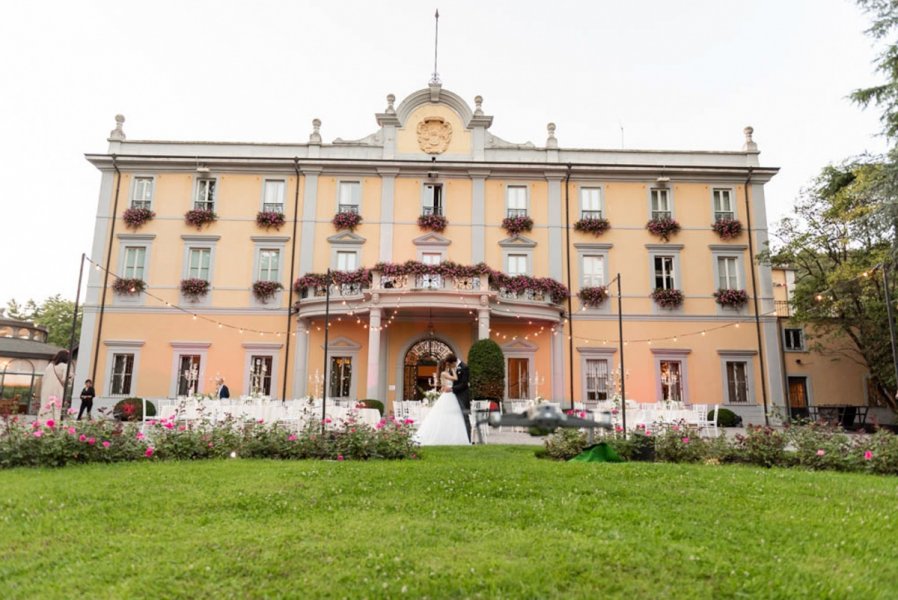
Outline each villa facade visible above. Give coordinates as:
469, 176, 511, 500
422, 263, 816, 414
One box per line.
76, 82, 792, 422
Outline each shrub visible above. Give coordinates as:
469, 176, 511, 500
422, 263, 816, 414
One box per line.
715, 407, 742, 427
605, 429, 654, 461
252, 280, 283, 302
651, 288, 684, 309
544, 428, 587, 460
573, 217, 611, 237
654, 422, 707, 463
112, 278, 146, 296
256, 211, 286, 230
123, 207, 155, 229
646, 217, 681, 241
501, 215, 533, 236
734, 425, 787, 468
417, 214, 447, 232
332, 211, 363, 231
712, 217, 743, 240
355, 399, 384, 415
184, 209, 217, 229
469, 338, 505, 401
113, 398, 156, 422
786, 422, 853, 471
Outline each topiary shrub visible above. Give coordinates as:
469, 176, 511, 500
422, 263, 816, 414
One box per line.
113, 398, 156, 422
356, 399, 384, 415
468, 339, 505, 401
715, 407, 742, 427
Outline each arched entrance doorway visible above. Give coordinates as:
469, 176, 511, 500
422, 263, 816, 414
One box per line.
403, 338, 454, 400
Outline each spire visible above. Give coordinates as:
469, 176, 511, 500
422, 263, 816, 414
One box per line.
430, 9, 441, 85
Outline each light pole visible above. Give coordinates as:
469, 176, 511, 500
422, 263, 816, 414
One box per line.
881, 263, 898, 401
320, 269, 333, 433
614, 273, 627, 436
63, 253, 86, 414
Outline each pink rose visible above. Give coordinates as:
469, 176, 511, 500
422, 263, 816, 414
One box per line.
32, 421, 40, 429
136, 432, 145, 440
324, 418, 332, 424
645, 430, 652, 436
102, 441, 110, 449
79, 434, 87, 442
337, 454, 344, 461
672, 425, 680, 432
288, 434, 297, 441
257, 419, 264, 424
46, 419, 55, 428
614, 426, 623, 433
816, 449, 825, 456
208, 442, 214, 448
164, 422, 174, 430
145, 447, 155, 457
178, 425, 186, 432
88, 437, 96, 446
682, 437, 690, 444
33, 430, 43, 438
864, 450, 873, 461
67, 427, 76, 435
403, 418, 414, 425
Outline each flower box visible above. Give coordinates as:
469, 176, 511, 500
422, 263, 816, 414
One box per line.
573, 217, 611, 237
578, 286, 609, 308
256, 211, 286, 230
252, 280, 284, 302
180, 278, 210, 300
184, 209, 217, 229
123, 207, 155, 229
714, 288, 749, 309
332, 211, 363, 231
417, 214, 448, 233
112, 278, 146, 296
711, 218, 743, 240
501, 215, 533, 236
294, 268, 372, 294
646, 217, 681, 241
651, 288, 684, 309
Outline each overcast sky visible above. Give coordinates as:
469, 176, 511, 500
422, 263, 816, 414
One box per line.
0, 0, 889, 305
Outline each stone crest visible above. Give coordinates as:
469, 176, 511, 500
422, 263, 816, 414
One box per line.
416, 117, 452, 154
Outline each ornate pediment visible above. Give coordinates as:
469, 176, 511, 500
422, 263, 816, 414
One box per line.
413, 232, 451, 246
498, 235, 537, 248
416, 117, 453, 155
501, 338, 539, 352
322, 336, 362, 352
327, 231, 366, 245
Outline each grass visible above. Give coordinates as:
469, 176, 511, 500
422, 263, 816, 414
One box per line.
1, 446, 897, 599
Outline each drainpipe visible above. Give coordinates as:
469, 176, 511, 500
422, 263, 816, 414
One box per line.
778, 275, 791, 420
564, 163, 575, 410
281, 158, 301, 401
91, 155, 122, 386
743, 167, 770, 425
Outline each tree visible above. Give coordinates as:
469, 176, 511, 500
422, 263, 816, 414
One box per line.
765, 160, 897, 410
3, 295, 80, 349
852, 0, 898, 140
468, 339, 505, 401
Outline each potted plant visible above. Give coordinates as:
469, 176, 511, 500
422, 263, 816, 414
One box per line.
112, 278, 146, 296
714, 288, 749, 309
181, 278, 210, 300
123, 207, 155, 229
711, 218, 743, 240
185, 209, 217, 229
501, 215, 533, 236
646, 217, 681, 241
578, 286, 609, 308
417, 214, 448, 233
252, 280, 284, 303
573, 217, 611, 237
469, 338, 506, 405
651, 288, 684, 309
256, 211, 286, 230
332, 211, 363, 231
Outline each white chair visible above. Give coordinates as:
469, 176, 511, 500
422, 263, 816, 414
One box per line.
698, 404, 720, 437
470, 400, 491, 444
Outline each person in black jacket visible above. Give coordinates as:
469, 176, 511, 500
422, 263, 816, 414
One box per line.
449, 355, 472, 443
215, 377, 230, 399
78, 379, 96, 420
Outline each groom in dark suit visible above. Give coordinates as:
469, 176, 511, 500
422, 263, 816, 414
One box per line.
448, 354, 472, 443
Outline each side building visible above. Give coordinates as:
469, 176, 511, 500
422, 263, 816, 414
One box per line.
76, 83, 785, 423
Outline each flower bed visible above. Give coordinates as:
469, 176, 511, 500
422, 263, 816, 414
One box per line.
573, 217, 611, 237
651, 288, 684, 308
332, 211, 363, 231
185, 209, 217, 229
712, 217, 743, 240
714, 288, 749, 309
111, 278, 146, 296
578, 286, 609, 307
491, 273, 570, 305
373, 260, 492, 279
252, 280, 284, 302
180, 278, 210, 300
417, 214, 448, 232
122, 207, 155, 229
256, 211, 286, 230
646, 217, 681, 241
501, 215, 533, 236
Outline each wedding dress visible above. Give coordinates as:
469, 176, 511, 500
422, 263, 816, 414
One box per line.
413, 372, 470, 446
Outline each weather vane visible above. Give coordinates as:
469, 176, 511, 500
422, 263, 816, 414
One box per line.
430, 9, 441, 85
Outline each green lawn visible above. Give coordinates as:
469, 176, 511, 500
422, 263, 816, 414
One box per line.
1, 446, 897, 599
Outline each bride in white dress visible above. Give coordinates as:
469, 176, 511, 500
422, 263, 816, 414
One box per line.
414, 361, 471, 446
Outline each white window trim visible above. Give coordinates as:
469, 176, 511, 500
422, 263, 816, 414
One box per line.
648, 187, 674, 220
578, 185, 605, 219
505, 183, 530, 217
718, 350, 756, 405
420, 180, 445, 216
323, 337, 361, 401
647, 244, 683, 292
129, 175, 155, 210
501, 339, 538, 401
577, 347, 616, 402
242, 342, 283, 399
181, 235, 219, 306
251, 236, 289, 306
192, 175, 219, 211
102, 340, 144, 398
169, 341, 211, 397
783, 327, 806, 352
651, 349, 690, 403
115, 233, 155, 306
505, 253, 530, 277
260, 178, 287, 212
574, 243, 613, 314
336, 179, 363, 214
711, 186, 737, 221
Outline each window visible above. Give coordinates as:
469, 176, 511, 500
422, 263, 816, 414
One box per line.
423, 184, 443, 216
713, 189, 734, 220
187, 248, 212, 281
420, 253, 442, 288
194, 179, 216, 211
263, 180, 285, 212
177, 355, 201, 396
507, 358, 529, 399
717, 256, 739, 290
110, 353, 134, 395
258, 249, 280, 282
582, 255, 605, 287
585, 359, 610, 401
249, 355, 273, 396
507, 254, 528, 276
338, 181, 361, 214
654, 256, 675, 290
659, 360, 683, 402
122, 246, 146, 280
651, 189, 671, 220
506, 186, 527, 218
580, 188, 602, 219
336, 250, 358, 272
132, 177, 153, 210
329, 356, 352, 398
725, 360, 749, 404
421, 252, 441, 265
784, 328, 805, 351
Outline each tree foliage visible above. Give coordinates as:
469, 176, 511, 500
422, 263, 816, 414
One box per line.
852, 0, 898, 140
468, 339, 505, 401
3, 295, 80, 348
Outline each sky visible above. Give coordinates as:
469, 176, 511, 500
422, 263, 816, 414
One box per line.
0, 0, 890, 305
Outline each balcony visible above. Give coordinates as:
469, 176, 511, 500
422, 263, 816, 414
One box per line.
775, 300, 791, 317
338, 204, 359, 214
580, 210, 603, 219
193, 200, 215, 212
714, 211, 736, 221
651, 210, 672, 220
262, 202, 284, 213
506, 208, 528, 219
131, 200, 152, 210
421, 206, 443, 217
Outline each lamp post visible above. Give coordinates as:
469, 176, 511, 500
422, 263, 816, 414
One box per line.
613, 273, 627, 436
63, 253, 86, 413
320, 269, 333, 433
881, 263, 898, 401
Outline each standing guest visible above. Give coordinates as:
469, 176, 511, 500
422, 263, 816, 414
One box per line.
216, 377, 230, 399
39, 350, 70, 421
78, 379, 96, 420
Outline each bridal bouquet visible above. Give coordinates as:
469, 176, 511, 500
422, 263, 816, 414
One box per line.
423, 389, 441, 406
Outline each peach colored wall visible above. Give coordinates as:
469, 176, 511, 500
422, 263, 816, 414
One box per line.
395, 104, 472, 155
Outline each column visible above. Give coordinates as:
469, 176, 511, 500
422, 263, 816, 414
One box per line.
378, 169, 399, 262
546, 173, 565, 281
292, 318, 310, 399
477, 308, 490, 340
470, 171, 489, 263
551, 325, 565, 401
298, 167, 321, 276
366, 308, 382, 398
